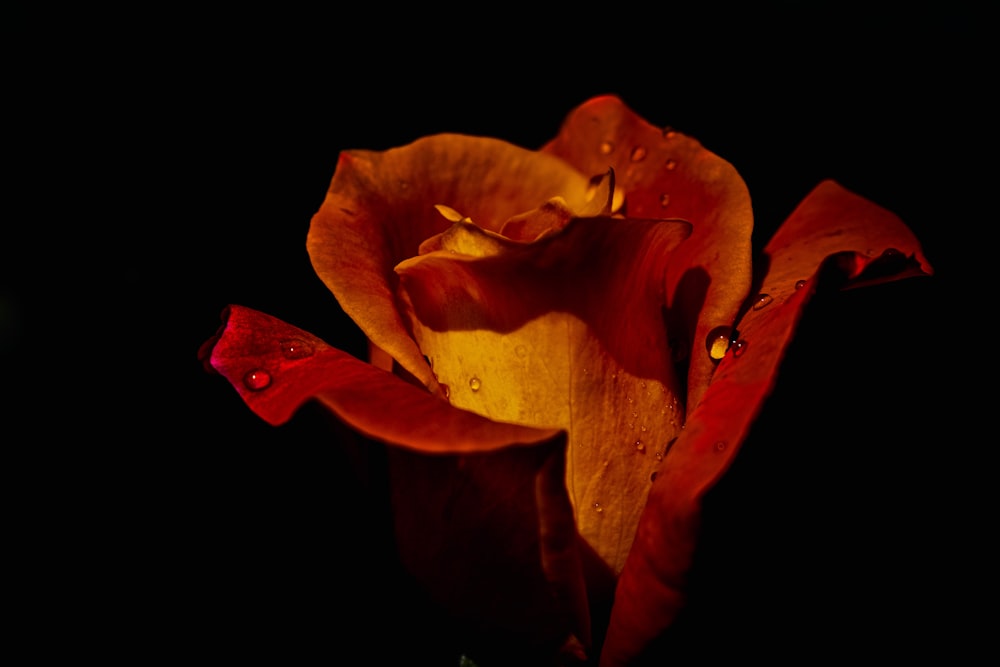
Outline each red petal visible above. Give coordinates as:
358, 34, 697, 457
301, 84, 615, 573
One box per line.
600, 181, 933, 666
201, 304, 591, 660
542, 95, 754, 411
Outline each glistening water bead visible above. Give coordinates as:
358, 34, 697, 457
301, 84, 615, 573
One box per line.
243, 369, 272, 391
280, 338, 314, 359
706, 325, 734, 361
752, 293, 773, 310
469, 376, 481, 392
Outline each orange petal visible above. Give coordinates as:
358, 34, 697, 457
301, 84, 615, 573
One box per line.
307, 135, 596, 391
599, 181, 933, 666
542, 95, 754, 411
200, 304, 591, 659
396, 215, 692, 575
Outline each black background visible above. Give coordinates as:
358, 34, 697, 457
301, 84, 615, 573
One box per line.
13, 4, 989, 664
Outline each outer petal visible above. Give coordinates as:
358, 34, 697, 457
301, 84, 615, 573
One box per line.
199, 305, 591, 662
307, 134, 596, 391
542, 95, 754, 411
396, 216, 692, 577
599, 181, 933, 665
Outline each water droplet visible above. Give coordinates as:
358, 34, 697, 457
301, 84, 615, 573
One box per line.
714, 440, 727, 452
627, 395, 633, 404
650, 471, 658, 482
441, 383, 451, 399
655, 451, 663, 462
593, 502, 604, 513
662, 127, 677, 140
795, 279, 807, 290
243, 369, 272, 391
706, 325, 734, 361
599, 141, 614, 155
515, 344, 528, 358
280, 338, 314, 359
664, 158, 677, 171
629, 145, 647, 162
660, 193, 671, 207
469, 376, 481, 392
752, 293, 773, 310
635, 440, 645, 452
732, 340, 747, 357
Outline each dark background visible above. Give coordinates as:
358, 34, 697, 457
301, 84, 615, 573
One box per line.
13, 4, 988, 664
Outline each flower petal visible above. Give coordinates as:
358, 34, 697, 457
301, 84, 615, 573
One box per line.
396, 215, 692, 576
307, 134, 597, 390
199, 305, 591, 660
599, 180, 933, 666
542, 95, 754, 411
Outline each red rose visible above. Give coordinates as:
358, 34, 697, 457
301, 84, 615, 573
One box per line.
200, 95, 931, 665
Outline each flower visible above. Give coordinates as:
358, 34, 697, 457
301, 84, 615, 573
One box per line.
198, 95, 932, 665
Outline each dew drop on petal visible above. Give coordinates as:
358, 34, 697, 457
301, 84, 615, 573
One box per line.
752, 293, 773, 310
662, 127, 677, 140
469, 376, 482, 392
629, 145, 647, 162
660, 193, 671, 207
243, 369, 272, 391
706, 325, 734, 361
593, 502, 604, 513
635, 440, 645, 452
280, 338, 314, 359
599, 141, 614, 155
732, 340, 747, 357
664, 158, 677, 170
714, 440, 727, 453
795, 279, 807, 290
650, 471, 658, 482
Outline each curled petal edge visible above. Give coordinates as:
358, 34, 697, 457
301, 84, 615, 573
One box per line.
198, 304, 592, 655
599, 180, 933, 666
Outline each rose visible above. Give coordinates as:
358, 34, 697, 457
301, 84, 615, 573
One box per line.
199, 95, 931, 665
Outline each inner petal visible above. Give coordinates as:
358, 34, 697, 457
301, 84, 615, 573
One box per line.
395, 215, 691, 574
